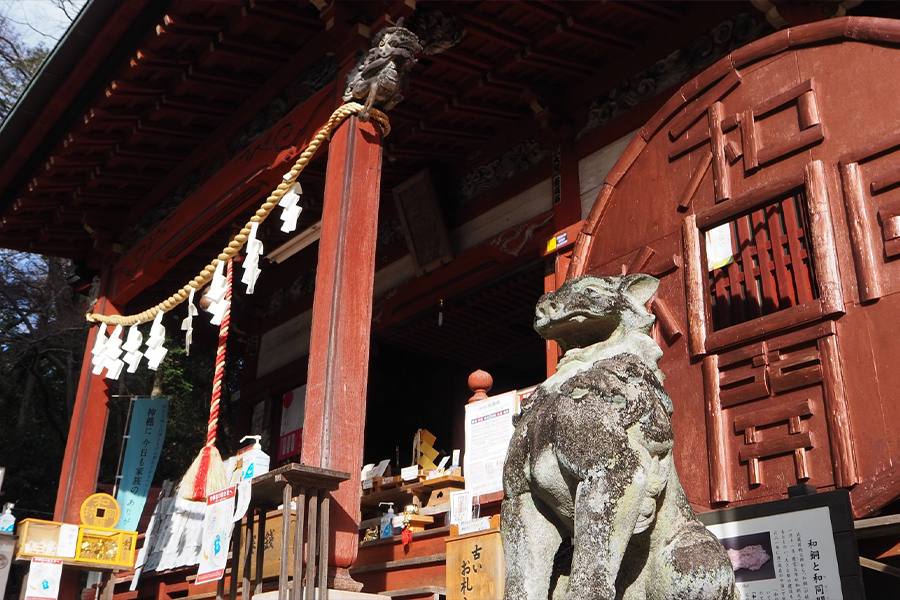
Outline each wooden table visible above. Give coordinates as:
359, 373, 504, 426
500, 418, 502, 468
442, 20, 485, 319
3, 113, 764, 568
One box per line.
232, 464, 350, 600
359, 475, 465, 511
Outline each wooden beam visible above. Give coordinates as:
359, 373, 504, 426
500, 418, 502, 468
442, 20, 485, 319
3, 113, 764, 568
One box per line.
558, 16, 640, 50
156, 94, 236, 118
244, 0, 323, 30
301, 115, 384, 570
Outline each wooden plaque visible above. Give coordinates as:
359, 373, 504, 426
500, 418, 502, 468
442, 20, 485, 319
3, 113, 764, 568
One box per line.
446, 518, 504, 600
392, 169, 453, 276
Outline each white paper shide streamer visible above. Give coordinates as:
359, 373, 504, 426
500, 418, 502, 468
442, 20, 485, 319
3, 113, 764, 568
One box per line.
95, 324, 125, 380
204, 261, 230, 326
278, 182, 303, 233
181, 287, 198, 355
90, 323, 109, 372
241, 222, 263, 294
122, 324, 144, 373
145, 312, 168, 370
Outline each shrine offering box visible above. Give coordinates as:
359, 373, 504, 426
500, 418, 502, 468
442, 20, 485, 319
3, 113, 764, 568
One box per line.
75, 526, 137, 567
15, 519, 62, 559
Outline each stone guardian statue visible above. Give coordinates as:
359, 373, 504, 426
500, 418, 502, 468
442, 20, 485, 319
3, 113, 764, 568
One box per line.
502, 274, 737, 600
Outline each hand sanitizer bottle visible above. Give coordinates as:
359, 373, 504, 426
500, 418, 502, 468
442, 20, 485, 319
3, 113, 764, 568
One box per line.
379, 503, 395, 538
0, 504, 15, 533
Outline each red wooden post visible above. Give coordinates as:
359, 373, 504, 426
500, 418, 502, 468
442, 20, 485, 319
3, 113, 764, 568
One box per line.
54, 271, 118, 523
55, 272, 118, 599
301, 115, 383, 577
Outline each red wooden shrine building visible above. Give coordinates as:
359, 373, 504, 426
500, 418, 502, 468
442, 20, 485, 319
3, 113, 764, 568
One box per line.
3, 0, 900, 597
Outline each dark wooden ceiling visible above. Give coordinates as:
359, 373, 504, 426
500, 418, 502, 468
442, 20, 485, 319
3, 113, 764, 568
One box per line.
380, 260, 546, 370
0, 1, 756, 312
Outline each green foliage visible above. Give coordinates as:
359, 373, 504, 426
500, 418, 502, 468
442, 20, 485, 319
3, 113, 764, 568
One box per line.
100, 335, 235, 489
0, 15, 49, 121
0, 249, 238, 520
0, 251, 90, 517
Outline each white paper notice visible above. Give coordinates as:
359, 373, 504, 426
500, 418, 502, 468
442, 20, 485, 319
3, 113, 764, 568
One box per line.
196, 486, 236, 585
56, 524, 79, 559
24, 557, 62, 600
373, 459, 391, 478
232, 480, 251, 523
706, 223, 735, 271
449, 490, 472, 526
458, 517, 491, 535
401, 465, 419, 481
279, 384, 306, 461
705, 506, 842, 600
464, 390, 516, 497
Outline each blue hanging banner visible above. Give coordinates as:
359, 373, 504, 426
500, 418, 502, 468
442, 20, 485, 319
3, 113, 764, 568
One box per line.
115, 397, 169, 531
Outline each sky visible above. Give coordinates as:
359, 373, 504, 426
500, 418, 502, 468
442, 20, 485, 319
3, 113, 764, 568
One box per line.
0, 0, 87, 48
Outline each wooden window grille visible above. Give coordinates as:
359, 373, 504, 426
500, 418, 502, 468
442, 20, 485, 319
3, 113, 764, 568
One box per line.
705, 192, 819, 331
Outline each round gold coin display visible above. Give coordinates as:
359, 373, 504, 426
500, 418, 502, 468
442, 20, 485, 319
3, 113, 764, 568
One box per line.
80, 493, 120, 528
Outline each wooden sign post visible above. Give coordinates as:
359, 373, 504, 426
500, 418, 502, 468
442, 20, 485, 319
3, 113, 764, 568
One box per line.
446, 515, 505, 600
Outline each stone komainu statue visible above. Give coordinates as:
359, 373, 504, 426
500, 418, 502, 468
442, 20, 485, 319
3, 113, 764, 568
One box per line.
502, 274, 737, 600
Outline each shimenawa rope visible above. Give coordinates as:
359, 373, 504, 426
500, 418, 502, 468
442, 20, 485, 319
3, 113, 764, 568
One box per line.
85, 102, 389, 326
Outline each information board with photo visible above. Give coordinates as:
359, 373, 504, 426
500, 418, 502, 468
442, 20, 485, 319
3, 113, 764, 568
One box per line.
698, 490, 863, 600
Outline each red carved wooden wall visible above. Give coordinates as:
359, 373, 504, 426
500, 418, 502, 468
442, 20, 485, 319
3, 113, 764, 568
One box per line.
569, 17, 900, 518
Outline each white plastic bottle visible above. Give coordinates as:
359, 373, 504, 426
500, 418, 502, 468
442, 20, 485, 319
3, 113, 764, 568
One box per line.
0, 504, 15, 533
379, 503, 395, 538
237, 435, 271, 481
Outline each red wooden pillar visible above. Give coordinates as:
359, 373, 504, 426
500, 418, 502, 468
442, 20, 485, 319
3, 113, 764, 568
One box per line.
301, 115, 383, 577
54, 272, 118, 598
54, 270, 118, 523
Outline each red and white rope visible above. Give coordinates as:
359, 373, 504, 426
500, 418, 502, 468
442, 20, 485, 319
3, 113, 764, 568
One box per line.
206, 258, 232, 448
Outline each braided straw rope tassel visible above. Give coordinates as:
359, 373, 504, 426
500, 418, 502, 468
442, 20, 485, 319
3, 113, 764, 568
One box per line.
179, 258, 233, 501
86, 102, 389, 327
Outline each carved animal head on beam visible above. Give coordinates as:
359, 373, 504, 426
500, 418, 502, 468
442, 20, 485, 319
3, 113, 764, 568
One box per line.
343, 21, 422, 122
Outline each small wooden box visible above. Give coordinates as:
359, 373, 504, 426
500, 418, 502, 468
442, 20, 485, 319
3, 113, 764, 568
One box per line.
446, 516, 504, 600
15, 519, 63, 559
75, 526, 137, 568
404, 513, 434, 533
236, 509, 295, 581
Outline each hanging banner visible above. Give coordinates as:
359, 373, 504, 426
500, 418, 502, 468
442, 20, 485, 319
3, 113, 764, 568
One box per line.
196, 486, 236, 584
279, 384, 306, 461
115, 397, 169, 531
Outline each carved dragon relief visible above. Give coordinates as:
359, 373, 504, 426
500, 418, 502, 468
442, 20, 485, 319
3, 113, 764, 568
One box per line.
503, 275, 737, 600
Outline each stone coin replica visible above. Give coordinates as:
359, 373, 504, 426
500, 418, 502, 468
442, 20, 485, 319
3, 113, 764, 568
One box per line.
727, 545, 771, 572
502, 274, 737, 599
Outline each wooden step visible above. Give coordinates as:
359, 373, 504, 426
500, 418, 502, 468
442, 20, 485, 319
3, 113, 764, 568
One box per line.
377, 585, 447, 600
